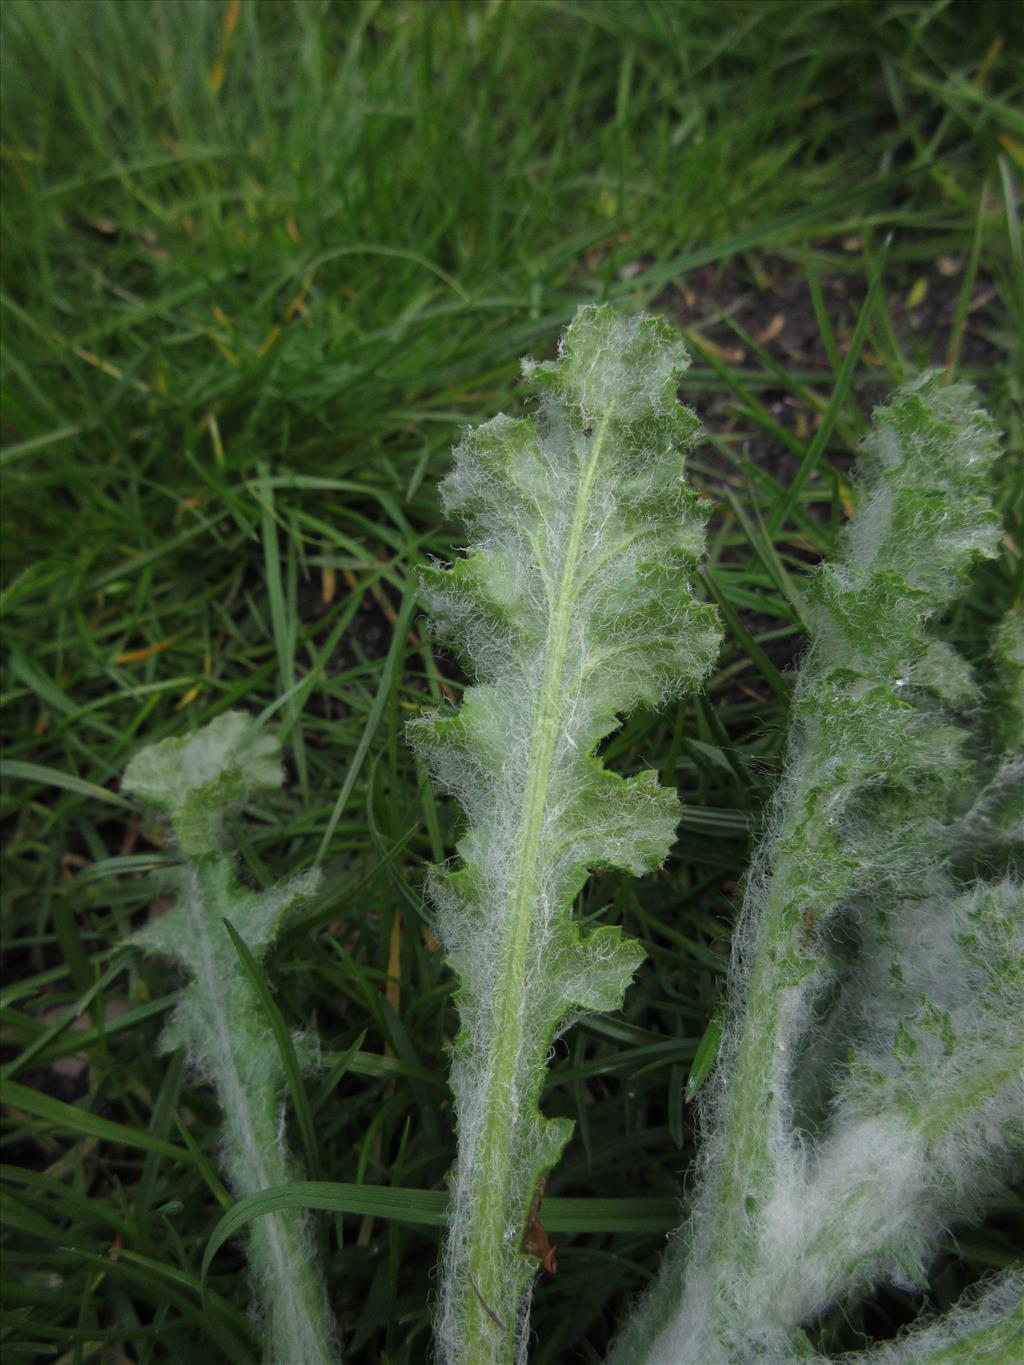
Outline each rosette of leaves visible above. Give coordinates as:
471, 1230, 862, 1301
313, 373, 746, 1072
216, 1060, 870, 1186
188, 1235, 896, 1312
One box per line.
611, 375, 1023, 1364
124, 712, 338, 1365
409, 305, 722, 1365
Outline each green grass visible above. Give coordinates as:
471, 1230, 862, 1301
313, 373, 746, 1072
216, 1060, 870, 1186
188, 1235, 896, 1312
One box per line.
1, 1, 1021, 1361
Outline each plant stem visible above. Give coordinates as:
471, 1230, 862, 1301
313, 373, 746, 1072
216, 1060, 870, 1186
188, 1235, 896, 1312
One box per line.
689, 797, 829, 1332
192, 863, 336, 1365
188, 862, 337, 1365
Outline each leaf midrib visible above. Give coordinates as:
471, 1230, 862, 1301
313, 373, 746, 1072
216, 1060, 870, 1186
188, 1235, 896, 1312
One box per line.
462, 405, 614, 1351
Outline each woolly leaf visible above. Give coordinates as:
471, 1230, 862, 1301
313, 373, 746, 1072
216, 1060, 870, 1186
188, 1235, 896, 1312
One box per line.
611, 376, 1020, 1365
845, 1269, 1024, 1362
410, 305, 721, 1364
125, 713, 337, 1365
124, 709, 282, 858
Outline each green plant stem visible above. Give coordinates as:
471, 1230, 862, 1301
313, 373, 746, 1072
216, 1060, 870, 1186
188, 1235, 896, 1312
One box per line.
704, 862, 803, 1250
687, 795, 831, 1343
190, 863, 335, 1365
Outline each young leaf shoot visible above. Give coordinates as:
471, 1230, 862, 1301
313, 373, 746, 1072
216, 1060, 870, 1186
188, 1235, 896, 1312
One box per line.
611, 376, 1023, 1364
410, 305, 722, 1364
124, 712, 339, 1365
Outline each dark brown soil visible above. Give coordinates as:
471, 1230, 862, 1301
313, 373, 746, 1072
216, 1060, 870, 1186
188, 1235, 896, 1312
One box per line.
661, 243, 1004, 489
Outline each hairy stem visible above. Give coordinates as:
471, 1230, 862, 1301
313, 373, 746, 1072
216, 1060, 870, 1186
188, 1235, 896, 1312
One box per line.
192, 864, 334, 1365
